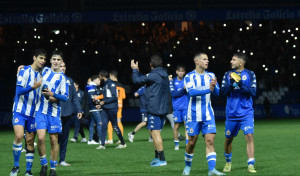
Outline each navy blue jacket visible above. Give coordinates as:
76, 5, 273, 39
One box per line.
102, 78, 118, 109
132, 67, 169, 116
60, 76, 82, 117
74, 88, 84, 113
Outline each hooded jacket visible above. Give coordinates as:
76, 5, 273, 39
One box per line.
132, 67, 169, 116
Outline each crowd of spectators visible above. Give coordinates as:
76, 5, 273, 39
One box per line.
0, 20, 299, 111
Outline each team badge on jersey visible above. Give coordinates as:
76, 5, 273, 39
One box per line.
14, 118, 19, 123
174, 117, 178, 121
242, 75, 247, 81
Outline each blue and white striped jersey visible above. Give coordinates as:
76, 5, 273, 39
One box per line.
221, 69, 256, 120
184, 70, 220, 122
36, 67, 69, 117
13, 65, 42, 117
170, 77, 188, 110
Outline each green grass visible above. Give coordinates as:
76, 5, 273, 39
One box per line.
1, 119, 300, 176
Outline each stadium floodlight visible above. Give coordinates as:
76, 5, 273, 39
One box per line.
142, 22, 145, 27
82, 50, 85, 53
38, 36, 40, 39
296, 27, 299, 31
282, 30, 286, 33
259, 24, 262, 27
246, 27, 250, 30
288, 29, 291, 32
237, 49, 240, 52
242, 50, 246, 53
291, 34, 294, 37
265, 68, 268, 71
295, 37, 298, 40
14, 60, 16, 63
118, 59, 122, 62
24, 41, 27, 44
173, 46, 176, 49
50, 39, 53, 43
130, 40, 133, 43
212, 55, 215, 59
17, 41, 20, 44
293, 45, 296, 48
262, 64, 265, 68
22, 48, 24, 51
95, 51, 98, 54
223, 23, 226, 27
34, 36, 37, 39
195, 37, 198, 41
177, 41, 180, 44
275, 70, 278, 73
170, 54, 173, 57
239, 28, 242, 31
65, 42, 68, 46
146, 41, 149, 44
286, 40, 289, 43
273, 31, 276, 34
34, 28, 37, 31
167, 63, 170, 67
293, 73, 296, 76
54, 30, 60, 35
249, 23, 253, 27
293, 56, 296, 59
250, 52, 254, 55
208, 46, 212, 50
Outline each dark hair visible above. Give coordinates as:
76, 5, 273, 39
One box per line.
234, 53, 248, 62
176, 65, 185, 71
99, 70, 109, 78
33, 49, 47, 57
194, 52, 206, 60
109, 70, 118, 78
150, 55, 163, 68
51, 50, 63, 59
91, 75, 99, 81
73, 80, 78, 85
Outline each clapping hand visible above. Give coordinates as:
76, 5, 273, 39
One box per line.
131, 60, 139, 70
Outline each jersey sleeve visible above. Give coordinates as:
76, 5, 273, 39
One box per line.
238, 71, 256, 97
16, 68, 29, 87
221, 72, 234, 96
184, 74, 211, 97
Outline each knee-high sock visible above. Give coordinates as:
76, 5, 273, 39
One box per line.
26, 149, 34, 171
13, 141, 22, 167
207, 152, 217, 171
107, 122, 113, 141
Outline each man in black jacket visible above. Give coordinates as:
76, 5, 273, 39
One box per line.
97, 70, 126, 149
131, 55, 169, 167
58, 61, 82, 166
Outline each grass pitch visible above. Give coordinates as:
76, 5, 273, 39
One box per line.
1, 118, 299, 176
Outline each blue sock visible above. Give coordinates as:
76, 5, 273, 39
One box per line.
39, 155, 47, 165
224, 152, 232, 163
13, 141, 22, 167
207, 152, 216, 171
174, 140, 179, 146
50, 160, 58, 170
185, 152, 194, 167
247, 158, 255, 166
26, 150, 34, 171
